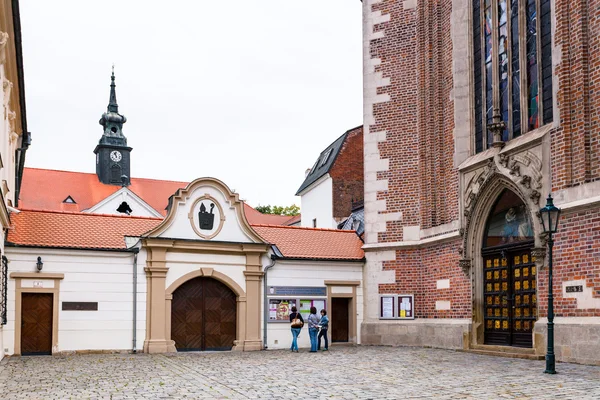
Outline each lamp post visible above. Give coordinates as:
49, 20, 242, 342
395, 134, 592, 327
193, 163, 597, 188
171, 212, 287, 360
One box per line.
539, 194, 561, 374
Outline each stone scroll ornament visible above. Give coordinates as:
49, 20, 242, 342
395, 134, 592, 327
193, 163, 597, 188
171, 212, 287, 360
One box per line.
198, 202, 215, 230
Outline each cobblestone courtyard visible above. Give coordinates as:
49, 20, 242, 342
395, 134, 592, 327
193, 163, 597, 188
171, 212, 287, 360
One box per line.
0, 346, 599, 399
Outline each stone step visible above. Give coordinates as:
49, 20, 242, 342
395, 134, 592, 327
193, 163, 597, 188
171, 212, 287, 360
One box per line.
464, 348, 544, 361
470, 344, 537, 355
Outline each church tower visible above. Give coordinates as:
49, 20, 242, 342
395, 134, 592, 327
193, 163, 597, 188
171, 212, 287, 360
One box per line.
94, 67, 132, 186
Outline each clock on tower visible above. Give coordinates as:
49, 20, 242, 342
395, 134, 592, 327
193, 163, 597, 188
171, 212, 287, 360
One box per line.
93, 68, 133, 186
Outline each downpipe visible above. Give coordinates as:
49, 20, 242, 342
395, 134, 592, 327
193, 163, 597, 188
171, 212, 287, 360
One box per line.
262, 255, 277, 349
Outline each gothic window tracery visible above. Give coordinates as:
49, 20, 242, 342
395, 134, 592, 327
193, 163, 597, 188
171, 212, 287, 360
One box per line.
473, 0, 552, 153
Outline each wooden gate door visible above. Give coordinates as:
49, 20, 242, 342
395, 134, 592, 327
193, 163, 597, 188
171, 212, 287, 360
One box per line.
331, 298, 349, 343
483, 249, 536, 347
171, 277, 236, 351
21, 293, 53, 355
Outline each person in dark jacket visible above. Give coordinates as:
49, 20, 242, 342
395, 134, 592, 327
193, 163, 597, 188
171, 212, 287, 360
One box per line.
317, 309, 329, 351
289, 306, 304, 352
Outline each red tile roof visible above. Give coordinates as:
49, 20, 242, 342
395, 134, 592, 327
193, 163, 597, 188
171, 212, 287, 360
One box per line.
243, 204, 299, 226
251, 224, 364, 260
7, 209, 162, 250
20, 168, 297, 225
20, 168, 187, 216
7, 210, 364, 260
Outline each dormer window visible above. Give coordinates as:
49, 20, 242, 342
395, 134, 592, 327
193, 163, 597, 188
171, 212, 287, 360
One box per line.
320, 149, 332, 167
117, 201, 132, 215
63, 196, 76, 204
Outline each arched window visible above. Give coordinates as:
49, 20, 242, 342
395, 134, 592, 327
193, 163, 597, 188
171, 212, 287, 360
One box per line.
473, 0, 553, 152
484, 189, 533, 248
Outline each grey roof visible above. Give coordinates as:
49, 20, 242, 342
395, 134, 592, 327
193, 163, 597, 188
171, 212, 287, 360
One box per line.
339, 206, 364, 236
295, 127, 357, 195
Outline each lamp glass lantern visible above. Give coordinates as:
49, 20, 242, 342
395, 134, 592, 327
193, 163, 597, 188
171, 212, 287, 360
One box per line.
36, 256, 43, 272
539, 194, 561, 234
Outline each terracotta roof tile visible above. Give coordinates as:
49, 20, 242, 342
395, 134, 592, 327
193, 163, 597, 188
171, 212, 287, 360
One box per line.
7, 209, 162, 250
20, 168, 295, 225
20, 168, 188, 216
251, 224, 364, 260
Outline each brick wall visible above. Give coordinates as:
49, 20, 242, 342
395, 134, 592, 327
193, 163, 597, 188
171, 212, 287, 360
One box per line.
379, 239, 471, 319
537, 207, 600, 317
552, 0, 600, 189
330, 126, 364, 220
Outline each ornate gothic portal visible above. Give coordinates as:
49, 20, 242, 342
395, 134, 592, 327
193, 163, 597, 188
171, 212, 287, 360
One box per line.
482, 189, 536, 347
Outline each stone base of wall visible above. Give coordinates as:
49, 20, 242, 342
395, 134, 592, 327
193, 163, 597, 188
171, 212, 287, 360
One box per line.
533, 317, 600, 366
361, 319, 471, 350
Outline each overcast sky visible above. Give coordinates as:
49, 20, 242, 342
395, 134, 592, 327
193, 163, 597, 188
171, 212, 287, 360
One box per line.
19, 0, 363, 208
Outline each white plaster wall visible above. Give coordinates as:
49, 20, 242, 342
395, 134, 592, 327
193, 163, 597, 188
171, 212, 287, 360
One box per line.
262, 259, 364, 350
3, 248, 146, 354
300, 176, 335, 228
86, 189, 162, 217
165, 251, 247, 293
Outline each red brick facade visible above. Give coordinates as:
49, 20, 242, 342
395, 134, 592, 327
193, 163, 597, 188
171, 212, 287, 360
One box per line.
362, 0, 600, 359
330, 126, 364, 220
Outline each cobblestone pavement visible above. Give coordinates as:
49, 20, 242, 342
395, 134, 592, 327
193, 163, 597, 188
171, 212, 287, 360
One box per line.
0, 346, 599, 399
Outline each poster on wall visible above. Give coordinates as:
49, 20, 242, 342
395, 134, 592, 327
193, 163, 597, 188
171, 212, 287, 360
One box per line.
380, 296, 394, 319
398, 295, 414, 319
299, 299, 312, 319
268, 299, 297, 321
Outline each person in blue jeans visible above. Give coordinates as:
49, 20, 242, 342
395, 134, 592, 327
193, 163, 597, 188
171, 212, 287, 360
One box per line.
317, 309, 329, 351
289, 306, 303, 352
307, 306, 320, 352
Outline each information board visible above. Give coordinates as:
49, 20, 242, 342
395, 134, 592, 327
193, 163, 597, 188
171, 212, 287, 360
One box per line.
397, 295, 414, 319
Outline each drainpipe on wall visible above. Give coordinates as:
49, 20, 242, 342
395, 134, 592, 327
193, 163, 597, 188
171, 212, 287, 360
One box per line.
262, 253, 278, 350
131, 247, 139, 354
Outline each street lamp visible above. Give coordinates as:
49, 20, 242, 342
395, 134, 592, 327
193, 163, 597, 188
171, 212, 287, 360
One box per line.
539, 193, 561, 374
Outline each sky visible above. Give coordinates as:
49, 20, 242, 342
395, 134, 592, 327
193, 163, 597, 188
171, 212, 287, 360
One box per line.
19, 0, 363, 208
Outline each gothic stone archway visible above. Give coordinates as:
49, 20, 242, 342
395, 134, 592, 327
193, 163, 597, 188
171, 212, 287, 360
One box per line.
462, 172, 545, 347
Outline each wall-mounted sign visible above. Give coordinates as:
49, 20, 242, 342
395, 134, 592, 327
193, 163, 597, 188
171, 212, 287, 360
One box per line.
566, 285, 583, 293
268, 286, 327, 297
379, 294, 415, 320
188, 194, 225, 240
33, 281, 43, 288
398, 295, 414, 319
62, 302, 98, 311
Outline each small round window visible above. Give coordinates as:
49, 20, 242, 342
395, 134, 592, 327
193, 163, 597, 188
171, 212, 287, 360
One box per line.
484, 189, 533, 248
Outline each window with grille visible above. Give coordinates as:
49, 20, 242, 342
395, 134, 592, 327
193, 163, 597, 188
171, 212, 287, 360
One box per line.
473, 0, 553, 153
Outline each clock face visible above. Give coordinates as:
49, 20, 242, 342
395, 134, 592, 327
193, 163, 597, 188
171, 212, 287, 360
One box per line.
110, 150, 122, 162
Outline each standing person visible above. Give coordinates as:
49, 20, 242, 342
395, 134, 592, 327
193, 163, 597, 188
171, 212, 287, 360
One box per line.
289, 306, 303, 352
317, 309, 329, 351
307, 306, 320, 352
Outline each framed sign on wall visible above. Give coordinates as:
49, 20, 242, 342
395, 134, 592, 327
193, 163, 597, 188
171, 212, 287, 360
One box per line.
379, 294, 415, 320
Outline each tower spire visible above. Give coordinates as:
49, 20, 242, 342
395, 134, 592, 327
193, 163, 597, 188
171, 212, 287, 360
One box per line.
108, 64, 118, 113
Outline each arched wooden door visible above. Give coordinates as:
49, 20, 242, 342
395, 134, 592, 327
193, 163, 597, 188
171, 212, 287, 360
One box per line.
482, 189, 536, 348
171, 277, 237, 351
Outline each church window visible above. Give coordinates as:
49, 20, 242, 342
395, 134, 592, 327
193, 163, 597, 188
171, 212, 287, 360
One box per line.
483, 189, 533, 248
117, 201, 133, 215
472, 0, 553, 153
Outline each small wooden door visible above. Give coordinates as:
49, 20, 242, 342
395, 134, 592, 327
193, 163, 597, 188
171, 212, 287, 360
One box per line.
21, 293, 53, 355
171, 278, 236, 351
331, 298, 349, 343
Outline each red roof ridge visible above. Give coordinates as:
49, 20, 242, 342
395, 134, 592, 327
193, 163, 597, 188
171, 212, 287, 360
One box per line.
250, 223, 355, 233
15, 208, 164, 221
24, 167, 189, 185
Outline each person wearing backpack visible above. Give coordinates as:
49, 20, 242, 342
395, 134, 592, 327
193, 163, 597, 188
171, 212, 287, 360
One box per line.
289, 306, 304, 352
